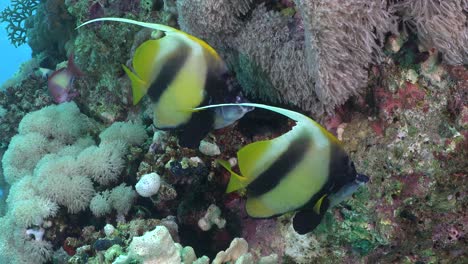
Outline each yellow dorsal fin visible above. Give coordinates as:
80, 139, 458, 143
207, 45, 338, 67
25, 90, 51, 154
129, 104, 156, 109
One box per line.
132, 39, 161, 84
319, 126, 342, 145
217, 159, 249, 193
237, 139, 273, 177
122, 64, 147, 105
313, 194, 328, 214
185, 34, 221, 60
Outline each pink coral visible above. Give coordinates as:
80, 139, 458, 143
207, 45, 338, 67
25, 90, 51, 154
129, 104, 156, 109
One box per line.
376, 82, 426, 115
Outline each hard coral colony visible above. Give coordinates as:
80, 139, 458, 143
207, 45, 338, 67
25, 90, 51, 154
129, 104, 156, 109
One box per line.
0, 0, 467, 264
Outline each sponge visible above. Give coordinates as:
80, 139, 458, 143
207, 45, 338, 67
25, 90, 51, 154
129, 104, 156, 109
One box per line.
128, 225, 181, 264
135, 172, 161, 197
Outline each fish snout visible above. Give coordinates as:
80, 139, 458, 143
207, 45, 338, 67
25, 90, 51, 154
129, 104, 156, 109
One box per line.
235, 95, 255, 112
356, 173, 369, 183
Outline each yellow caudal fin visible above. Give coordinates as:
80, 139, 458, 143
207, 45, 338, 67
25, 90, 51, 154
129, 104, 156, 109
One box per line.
217, 159, 249, 193
122, 65, 147, 105
313, 194, 328, 214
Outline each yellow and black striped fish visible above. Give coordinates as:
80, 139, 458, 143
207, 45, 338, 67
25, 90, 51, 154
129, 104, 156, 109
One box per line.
78, 18, 252, 148
196, 103, 369, 234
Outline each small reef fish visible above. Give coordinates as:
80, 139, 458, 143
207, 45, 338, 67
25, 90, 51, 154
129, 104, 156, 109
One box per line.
37, 67, 54, 80
78, 18, 252, 148
47, 53, 82, 104
196, 103, 369, 234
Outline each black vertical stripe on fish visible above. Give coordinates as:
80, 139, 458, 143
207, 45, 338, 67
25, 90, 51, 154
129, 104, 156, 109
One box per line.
247, 135, 311, 197
146, 43, 191, 102
298, 143, 356, 212
203, 62, 229, 103
327, 143, 356, 193
176, 66, 229, 148
176, 97, 215, 148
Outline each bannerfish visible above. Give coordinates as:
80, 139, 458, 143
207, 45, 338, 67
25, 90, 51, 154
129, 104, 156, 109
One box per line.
195, 103, 369, 234
47, 53, 83, 104
78, 18, 252, 148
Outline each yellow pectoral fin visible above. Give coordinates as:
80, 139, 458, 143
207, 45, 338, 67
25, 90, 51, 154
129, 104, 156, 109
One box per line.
313, 194, 328, 215
217, 159, 248, 193
122, 65, 147, 105
245, 197, 277, 218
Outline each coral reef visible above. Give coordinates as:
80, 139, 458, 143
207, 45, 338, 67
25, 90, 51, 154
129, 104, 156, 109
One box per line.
0, 102, 148, 263
295, 0, 397, 109
392, 0, 468, 65
0, 0, 467, 263
27, 0, 76, 58
176, 0, 466, 114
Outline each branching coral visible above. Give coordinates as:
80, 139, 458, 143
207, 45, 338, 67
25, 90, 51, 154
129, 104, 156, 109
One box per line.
0, 0, 40, 47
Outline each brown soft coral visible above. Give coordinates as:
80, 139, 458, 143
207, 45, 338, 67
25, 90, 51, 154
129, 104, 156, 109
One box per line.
392, 0, 468, 65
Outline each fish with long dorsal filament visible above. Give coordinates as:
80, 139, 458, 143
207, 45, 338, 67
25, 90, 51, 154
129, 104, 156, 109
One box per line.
195, 102, 369, 234
78, 18, 252, 148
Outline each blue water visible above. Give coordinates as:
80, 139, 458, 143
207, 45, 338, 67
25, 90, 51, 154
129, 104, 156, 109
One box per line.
0, 1, 32, 88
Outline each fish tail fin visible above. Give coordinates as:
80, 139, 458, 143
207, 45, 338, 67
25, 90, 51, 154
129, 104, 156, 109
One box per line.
217, 159, 248, 193
122, 64, 147, 105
